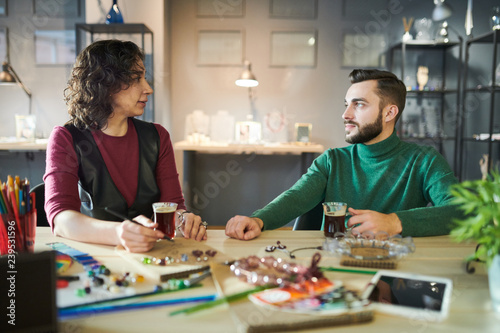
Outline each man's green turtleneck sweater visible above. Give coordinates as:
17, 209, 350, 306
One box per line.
252, 130, 462, 237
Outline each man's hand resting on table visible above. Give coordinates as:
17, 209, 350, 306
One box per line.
346, 208, 403, 236
225, 216, 263, 240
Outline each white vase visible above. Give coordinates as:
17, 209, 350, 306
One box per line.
489, 254, 500, 312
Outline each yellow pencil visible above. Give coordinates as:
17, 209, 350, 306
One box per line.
14, 182, 19, 208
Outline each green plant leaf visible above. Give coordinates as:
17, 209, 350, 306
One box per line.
449, 169, 500, 267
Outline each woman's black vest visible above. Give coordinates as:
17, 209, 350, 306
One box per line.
65, 118, 161, 221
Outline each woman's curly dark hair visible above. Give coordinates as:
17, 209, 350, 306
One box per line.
64, 39, 145, 130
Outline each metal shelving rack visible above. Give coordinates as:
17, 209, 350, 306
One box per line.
458, 30, 500, 180
389, 39, 462, 174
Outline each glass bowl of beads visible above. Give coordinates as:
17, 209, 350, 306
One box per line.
322, 231, 415, 261
230, 252, 332, 287
231, 256, 309, 286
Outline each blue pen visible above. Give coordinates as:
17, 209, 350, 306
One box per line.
58, 294, 216, 319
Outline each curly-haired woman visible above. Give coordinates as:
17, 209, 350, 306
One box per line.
44, 40, 206, 252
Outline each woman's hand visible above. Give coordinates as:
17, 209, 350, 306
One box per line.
115, 215, 164, 252
176, 211, 207, 241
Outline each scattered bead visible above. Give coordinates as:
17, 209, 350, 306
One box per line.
75, 288, 86, 297
205, 250, 217, 257
84, 286, 91, 294
181, 254, 188, 262
142, 257, 152, 264
109, 285, 121, 294
91, 276, 104, 287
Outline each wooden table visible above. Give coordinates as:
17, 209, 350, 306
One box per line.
0, 140, 48, 151
35, 228, 498, 332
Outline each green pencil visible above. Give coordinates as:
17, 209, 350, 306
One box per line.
169, 285, 269, 316
320, 266, 377, 275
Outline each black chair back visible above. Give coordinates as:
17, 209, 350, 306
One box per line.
292, 202, 324, 230
29, 183, 49, 227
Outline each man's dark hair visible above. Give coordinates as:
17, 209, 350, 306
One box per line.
64, 39, 146, 130
349, 69, 406, 123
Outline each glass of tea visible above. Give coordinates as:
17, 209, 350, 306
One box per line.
152, 202, 178, 240
322, 202, 347, 238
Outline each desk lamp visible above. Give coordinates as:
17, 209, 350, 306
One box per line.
235, 60, 259, 121
0, 61, 32, 114
432, 0, 453, 21
431, 0, 463, 45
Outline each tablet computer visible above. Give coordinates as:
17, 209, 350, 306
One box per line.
361, 270, 453, 322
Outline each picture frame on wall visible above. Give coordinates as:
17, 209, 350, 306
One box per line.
271, 31, 317, 67
342, 0, 389, 20
35, 30, 76, 65
295, 123, 312, 143
33, 0, 81, 17
341, 32, 386, 68
15, 115, 37, 142
0, 27, 7, 62
0, 0, 7, 17
197, 0, 245, 18
270, 0, 317, 19
197, 30, 243, 66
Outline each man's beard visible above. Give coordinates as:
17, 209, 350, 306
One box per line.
344, 110, 383, 144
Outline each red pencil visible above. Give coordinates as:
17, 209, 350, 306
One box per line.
0, 216, 10, 254
8, 183, 24, 251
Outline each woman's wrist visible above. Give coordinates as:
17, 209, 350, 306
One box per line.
176, 210, 191, 224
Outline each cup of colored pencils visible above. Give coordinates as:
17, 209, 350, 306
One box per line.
0, 175, 37, 255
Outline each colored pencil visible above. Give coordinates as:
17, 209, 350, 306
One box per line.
320, 266, 378, 275
169, 285, 269, 316
24, 179, 30, 212
58, 295, 216, 319
1, 185, 14, 218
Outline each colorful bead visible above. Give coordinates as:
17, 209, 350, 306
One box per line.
84, 286, 91, 294
75, 288, 86, 297
205, 250, 217, 257
109, 285, 121, 294
142, 257, 152, 264
181, 254, 188, 262
91, 276, 104, 287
